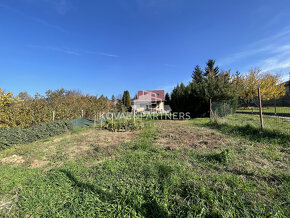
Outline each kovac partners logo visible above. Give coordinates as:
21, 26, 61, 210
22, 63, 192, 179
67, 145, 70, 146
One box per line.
97, 90, 190, 120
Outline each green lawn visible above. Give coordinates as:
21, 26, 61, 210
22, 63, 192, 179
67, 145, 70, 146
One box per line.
193, 114, 290, 145
237, 106, 290, 114
0, 118, 289, 217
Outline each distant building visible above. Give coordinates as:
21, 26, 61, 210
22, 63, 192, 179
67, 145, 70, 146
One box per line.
132, 90, 170, 113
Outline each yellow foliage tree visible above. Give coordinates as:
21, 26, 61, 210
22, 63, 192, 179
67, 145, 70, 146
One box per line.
240, 69, 286, 104
0, 88, 15, 107
0, 88, 19, 128
260, 73, 286, 100
0, 88, 114, 129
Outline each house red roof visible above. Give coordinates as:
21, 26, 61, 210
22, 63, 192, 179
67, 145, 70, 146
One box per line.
137, 90, 165, 101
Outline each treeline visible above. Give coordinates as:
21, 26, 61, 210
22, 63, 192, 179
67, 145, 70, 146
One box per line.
0, 89, 113, 128
169, 59, 286, 117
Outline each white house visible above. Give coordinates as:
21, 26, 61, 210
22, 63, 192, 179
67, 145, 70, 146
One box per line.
132, 90, 170, 113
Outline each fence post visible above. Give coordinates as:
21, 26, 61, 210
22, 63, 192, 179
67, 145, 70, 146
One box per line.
53, 111, 55, 121
133, 107, 136, 125
258, 88, 264, 132
81, 110, 84, 118
274, 96, 277, 116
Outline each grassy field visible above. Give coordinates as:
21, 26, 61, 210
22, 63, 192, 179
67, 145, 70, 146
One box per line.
237, 106, 290, 114
208, 114, 290, 143
0, 117, 289, 217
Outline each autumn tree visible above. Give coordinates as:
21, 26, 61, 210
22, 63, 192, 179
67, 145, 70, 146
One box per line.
0, 89, 19, 128
0, 89, 16, 108
17, 92, 32, 101
240, 68, 286, 105
260, 73, 286, 100
1, 88, 113, 129
240, 68, 262, 105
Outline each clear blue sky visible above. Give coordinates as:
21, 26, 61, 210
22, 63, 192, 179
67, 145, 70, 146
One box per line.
1, 0, 290, 98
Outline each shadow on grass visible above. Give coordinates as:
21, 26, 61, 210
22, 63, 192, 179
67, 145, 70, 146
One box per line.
59, 169, 170, 217
197, 122, 290, 147
197, 149, 234, 164
224, 168, 289, 186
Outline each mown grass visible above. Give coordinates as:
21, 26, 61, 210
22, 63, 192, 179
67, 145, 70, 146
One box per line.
237, 106, 290, 114
193, 114, 290, 146
0, 119, 289, 217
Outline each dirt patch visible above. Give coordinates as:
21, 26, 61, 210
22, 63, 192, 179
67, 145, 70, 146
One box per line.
94, 131, 135, 146
65, 145, 91, 159
62, 130, 136, 158
29, 159, 50, 168
0, 128, 137, 169
0, 155, 25, 165
155, 120, 228, 150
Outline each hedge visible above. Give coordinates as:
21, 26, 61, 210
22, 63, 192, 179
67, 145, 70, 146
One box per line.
0, 120, 73, 150
102, 118, 143, 132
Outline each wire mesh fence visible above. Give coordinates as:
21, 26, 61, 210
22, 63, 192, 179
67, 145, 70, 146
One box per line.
211, 97, 290, 135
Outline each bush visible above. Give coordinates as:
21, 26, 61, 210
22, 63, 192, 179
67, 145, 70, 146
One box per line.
102, 118, 143, 132
0, 88, 114, 129
0, 120, 73, 150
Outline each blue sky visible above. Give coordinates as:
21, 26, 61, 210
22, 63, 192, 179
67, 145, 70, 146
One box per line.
1, 0, 290, 98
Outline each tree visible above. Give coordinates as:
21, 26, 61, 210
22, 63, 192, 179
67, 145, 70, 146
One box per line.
0, 88, 16, 108
122, 90, 131, 111
260, 73, 286, 100
169, 59, 237, 117
204, 59, 219, 77
165, 93, 170, 105
232, 71, 243, 96
203, 60, 235, 101
0, 89, 19, 128
192, 65, 203, 83
111, 95, 116, 102
17, 92, 32, 101
240, 68, 262, 105
240, 69, 286, 105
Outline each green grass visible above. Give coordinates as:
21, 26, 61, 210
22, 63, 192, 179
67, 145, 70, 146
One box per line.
192, 114, 290, 146
237, 106, 290, 114
0, 119, 289, 217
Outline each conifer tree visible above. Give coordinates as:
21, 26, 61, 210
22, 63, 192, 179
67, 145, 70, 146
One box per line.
165, 93, 170, 104
169, 59, 237, 118
205, 59, 219, 77
192, 65, 203, 83
122, 90, 131, 111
